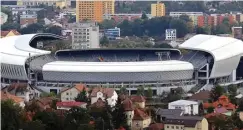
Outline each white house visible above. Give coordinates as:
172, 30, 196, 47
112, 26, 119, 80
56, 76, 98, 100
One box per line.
61, 84, 88, 101
168, 100, 199, 115
56, 101, 87, 110
90, 87, 118, 107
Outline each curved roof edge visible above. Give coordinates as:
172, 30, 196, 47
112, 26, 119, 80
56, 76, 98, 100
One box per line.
179, 34, 243, 78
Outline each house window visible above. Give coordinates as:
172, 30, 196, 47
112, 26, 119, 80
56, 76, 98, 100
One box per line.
172, 126, 174, 129
167, 126, 169, 128
70, 92, 72, 95
176, 126, 179, 129
66, 93, 69, 95
66, 98, 69, 100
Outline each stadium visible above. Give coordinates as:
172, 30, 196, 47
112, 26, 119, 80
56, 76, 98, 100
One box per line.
1, 34, 243, 95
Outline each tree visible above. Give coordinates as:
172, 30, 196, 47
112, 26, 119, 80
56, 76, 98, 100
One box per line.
210, 85, 225, 101
141, 12, 148, 20
196, 26, 210, 34
1, 99, 25, 130
75, 90, 88, 102
1, 23, 20, 31
112, 97, 129, 129
20, 23, 44, 34
207, 106, 214, 113
23, 120, 46, 130
146, 86, 153, 98
170, 19, 189, 38
100, 36, 110, 47
137, 86, 145, 96
119, 87, 128, 95
64, 107, 92, 130
199, 103, 204, 116
179, 15, 191, 22
25, 100, 41, 112
44, 26, 62, 35
1, 7, 13, 23
238, 98, 243, 111
100, 19, 116, 29
102, 99, 114, 130
228, 85, 238, 104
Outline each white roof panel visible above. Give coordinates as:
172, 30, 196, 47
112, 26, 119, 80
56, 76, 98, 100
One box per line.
43, 60, 194, 72
169, 100, 198, 106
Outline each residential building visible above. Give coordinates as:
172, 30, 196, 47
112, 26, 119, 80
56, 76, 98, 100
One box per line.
148, 123, 164, 130
11, 8, 43, 15
132, 108, 151, 130
130, 95, 146, 109
122, 97, 151, 130
103, 13, 153, 22
164, 116, 208, 130
151, 2, 165, 17
76, 1, 115, 22
72, 22, 100, 49
169, 12, 203, 18
90, 87, 118, 107
232, 13, 243, 23
165, 29, 177, 41
155, 108, 183, 122
104, 27, 120, 40
197, 15, 214, 28
203, 95, 236, 112
33, 97, 57, 111
20, 14, 37, 26
1, 91, 25, 108
1, 30, 20, 38
232, 26, 242, 40
168, 100, 199, 115
56, 101, 87, 110
22, 0, 67, 7
189, 90, 210, 103
60, 84, 88, 101
0, 12, 8, 25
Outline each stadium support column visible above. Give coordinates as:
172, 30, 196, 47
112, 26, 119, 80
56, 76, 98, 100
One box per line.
206, 64, 209, 84
231, 69, 236, 82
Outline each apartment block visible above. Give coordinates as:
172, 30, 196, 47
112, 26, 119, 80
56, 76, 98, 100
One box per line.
20, 14, 37, 25
72, 21, 100, 49
151, 2, 165, 17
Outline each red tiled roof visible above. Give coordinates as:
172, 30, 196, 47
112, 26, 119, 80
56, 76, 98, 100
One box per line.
189, 90, 210, 101
56, 101, 86, 107
122, 98, 134, 111
203, 95, 236, 110
149, 123, 164, 130
90, 87, 115, 98
61, 84, 88, 93
1, 91, 24, 103
1, 30, 20, 37
130, 95, 145, 102
91, 98, 105, 108
133, 108, 150, 120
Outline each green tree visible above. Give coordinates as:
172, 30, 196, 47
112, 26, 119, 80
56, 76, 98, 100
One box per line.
179, 15, 191, 23
1, 7, 13, 23
118, 20, 133, 36
228, 85, 238, 105
199, 103, 204, 116
1, 99, 24, 130
75, 90, 89, 102
103, 99, 114, 130
44, 25, 62, 35
100, 36, 110, 47
146, 86, 153, 98
137, 86, 145, 96
23, 120, 46, 130
238, 98, 243, 111
25, 100, 41, 112
207, 106, 214, 113
20, 23, 44, 34
170, 19, 189, 38
210, 85, 225, 101
119, 87, 128, 95
141, 12, 148, 20
100, 19, 116, 29
196, 26, 210, 34
1, 22, 20, 31
112, 97, 129, 129
64, 107, 93, 130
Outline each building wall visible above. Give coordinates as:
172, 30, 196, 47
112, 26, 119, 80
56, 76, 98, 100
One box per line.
151, 3, 165, 17
91, 91, 118, 107
201, 118, 208, 130
164, 124, 184, 130
20, 17, 37, 25
134, 102, 145, 109
61, 87, 79, 101
168, 104, 199, 115
125, 111, 134, 127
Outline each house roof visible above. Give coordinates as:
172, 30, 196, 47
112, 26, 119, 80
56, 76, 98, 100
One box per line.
130, 95, 145, 102
90, 98, 105, 108
156, 108, 183, 117
56, 101, 86, 107
1, 30, 20, 37
189, 90, 210, 101
1, 91, 24, 103
149, 123, 164, 130
169, 100, 198, 106
133, 108, 150, 120
203, 95, 236, 110
90, 87, 115, 98
6, 83, 29, 93
122, 98, 134, 111
61, 84, 88, 93
165, 116, 203, 127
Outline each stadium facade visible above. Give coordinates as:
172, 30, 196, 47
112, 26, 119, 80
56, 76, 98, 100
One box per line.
1, 34, 243, 95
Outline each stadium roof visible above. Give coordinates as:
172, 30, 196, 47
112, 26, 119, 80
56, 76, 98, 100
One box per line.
42, 60, 194, 72
179, 34, 243, 78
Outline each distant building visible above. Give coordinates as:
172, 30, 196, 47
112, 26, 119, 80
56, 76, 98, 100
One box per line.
151, 2, 165, 17
170, 12, 203, 26
72, 22, 100, 49
1, 30, 20, 38
56, 101, 87, 110
104, 27, 120, 40
168, 100, 199, 115
103, 13, 153, 22
76, 1, 115, 22
11, 8, 43, 15
20, 14, 37, 26
155, 108, 183, 122
165, 29, 177, 41
232, 26, 242, 40
90, 87, 118, 107
164, 116, 208, 130
0, 12, 8, 25
60, 84, 88, 101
